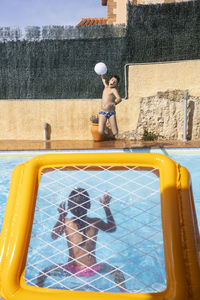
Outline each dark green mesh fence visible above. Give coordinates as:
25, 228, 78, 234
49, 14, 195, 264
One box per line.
0, 25, 127, 99
0, 1, 200, 99
0, 38, 127, 99
127, 1, 200, 63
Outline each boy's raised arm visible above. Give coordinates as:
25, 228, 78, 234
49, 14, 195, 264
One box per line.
51, 202, 67, 239
101, 75, 108, 87
93, 193, 116, 232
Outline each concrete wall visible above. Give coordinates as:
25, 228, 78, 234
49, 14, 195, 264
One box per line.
0, 97, 131, 140
0, 99, 100, 140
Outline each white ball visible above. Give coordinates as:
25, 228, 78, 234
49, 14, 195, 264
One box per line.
94, 62, 107, 75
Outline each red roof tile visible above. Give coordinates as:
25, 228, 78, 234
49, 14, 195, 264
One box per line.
77, 18, 107, 27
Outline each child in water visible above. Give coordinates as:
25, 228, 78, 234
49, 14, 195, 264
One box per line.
37, 187, 126, 292
98, 74, 122, 136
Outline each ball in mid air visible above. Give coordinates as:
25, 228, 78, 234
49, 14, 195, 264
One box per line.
94, 62, 107, 75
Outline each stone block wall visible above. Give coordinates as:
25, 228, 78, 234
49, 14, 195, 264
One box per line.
107, 0, 128, 25
119, 90, 200, 141
107, 0, 117, 24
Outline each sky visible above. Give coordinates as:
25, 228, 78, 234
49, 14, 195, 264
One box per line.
0, 0, 107, 28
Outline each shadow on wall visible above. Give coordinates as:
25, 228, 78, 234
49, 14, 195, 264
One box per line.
187, 101, 195, 140
43, 123, 51, 141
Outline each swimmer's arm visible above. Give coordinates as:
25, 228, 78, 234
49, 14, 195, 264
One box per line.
93, 193, 116, 232
101, 75, 108, 87
51, 202, 67, 239
113, 88, 122, 105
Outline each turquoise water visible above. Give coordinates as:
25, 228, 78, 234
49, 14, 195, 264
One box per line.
25, 165, 163, 293
0, 149, 199, 295
124, 148, 200, 223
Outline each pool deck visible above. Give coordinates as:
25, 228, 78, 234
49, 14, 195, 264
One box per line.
0, 139, 199, 151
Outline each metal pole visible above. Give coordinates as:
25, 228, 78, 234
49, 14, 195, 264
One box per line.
124, 63, 136, 99
183, 90, 188, 141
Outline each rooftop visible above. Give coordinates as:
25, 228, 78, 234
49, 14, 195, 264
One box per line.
77, 18, 107, 26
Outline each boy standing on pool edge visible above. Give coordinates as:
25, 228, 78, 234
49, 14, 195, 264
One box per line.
98, 74, 122, 137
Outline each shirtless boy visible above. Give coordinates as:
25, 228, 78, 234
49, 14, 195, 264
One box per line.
98, 75, 122, 136
37, 188, 126, 292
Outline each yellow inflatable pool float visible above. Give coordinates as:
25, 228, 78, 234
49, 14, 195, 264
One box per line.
0, 153, 199, 300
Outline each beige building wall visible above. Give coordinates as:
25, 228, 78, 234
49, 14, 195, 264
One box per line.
0, 60, 200, 140
0, 99, 100, 140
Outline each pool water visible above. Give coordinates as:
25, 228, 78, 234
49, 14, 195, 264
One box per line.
25, 165, 163, 293
0, 149, 199, 295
